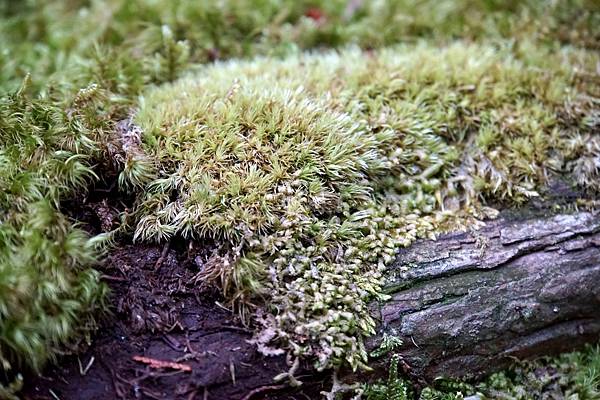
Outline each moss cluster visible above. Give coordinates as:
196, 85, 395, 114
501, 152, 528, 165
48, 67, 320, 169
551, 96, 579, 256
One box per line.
363, 344, 600, 400
128, 42, 599, 371
2, 0, 599, 94
0, 82, 107, 375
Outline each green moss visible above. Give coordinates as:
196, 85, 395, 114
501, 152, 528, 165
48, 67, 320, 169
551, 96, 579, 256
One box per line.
480, 346, 600, 399
363, 344, 600, 400
1, 0, 599, 392
363, 355, 413, 400
0, 82, 107, 375
126, 42, 598, 371
2, 0, 598, 93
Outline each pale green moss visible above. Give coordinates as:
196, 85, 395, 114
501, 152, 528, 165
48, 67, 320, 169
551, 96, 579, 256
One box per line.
127, 42, 599, 371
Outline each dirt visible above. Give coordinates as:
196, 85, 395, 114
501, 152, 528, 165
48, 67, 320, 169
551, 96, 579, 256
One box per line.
21, 241, 326, 400
19, 181, 326, 400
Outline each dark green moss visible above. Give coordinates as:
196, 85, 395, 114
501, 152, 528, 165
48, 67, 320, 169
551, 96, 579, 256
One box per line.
363, 344, 600, 400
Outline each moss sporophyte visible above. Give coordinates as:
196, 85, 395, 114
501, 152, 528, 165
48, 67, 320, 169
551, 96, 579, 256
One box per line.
121, 43, 600, 372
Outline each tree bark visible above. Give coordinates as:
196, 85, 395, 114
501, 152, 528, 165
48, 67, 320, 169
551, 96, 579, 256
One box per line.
364, 210, 600, 382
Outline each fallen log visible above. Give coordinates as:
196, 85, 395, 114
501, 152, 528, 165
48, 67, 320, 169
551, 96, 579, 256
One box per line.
234, 209, 600, 395
364, 210, 600, 382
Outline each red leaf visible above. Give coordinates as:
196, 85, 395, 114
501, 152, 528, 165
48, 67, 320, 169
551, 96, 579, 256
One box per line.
305, 7, 326, 22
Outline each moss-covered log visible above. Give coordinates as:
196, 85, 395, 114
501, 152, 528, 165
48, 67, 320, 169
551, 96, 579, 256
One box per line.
199, 209, 600, 396
243, 209, 600, 397
114, 209, 599, 399
20, 210, 600, 400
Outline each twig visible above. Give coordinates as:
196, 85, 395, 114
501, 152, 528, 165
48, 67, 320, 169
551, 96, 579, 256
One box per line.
165, 320, 185, 333
241, 384, 287, 400
78, 356, 95, 376
218, 325, 252, 334
100, 274, 128, 282
230, 359, 236, 385
132, 355, 192, 372
411, 335, 420, 348
154, 241, 171, 270
141, 388, 164, 400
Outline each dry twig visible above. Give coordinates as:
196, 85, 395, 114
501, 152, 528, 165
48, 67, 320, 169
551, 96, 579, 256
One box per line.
132, 355, 192, 372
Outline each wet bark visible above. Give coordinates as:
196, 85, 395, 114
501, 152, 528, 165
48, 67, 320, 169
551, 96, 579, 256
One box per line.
364, 210, 600, 382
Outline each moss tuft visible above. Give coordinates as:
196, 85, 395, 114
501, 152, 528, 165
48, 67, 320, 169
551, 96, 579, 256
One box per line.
0, 83, 107, 374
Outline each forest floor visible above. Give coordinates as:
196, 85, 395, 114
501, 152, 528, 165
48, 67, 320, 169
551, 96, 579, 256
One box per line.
20, 184, 322, 400
23, 243, 307, 400
2, 2, 599, 399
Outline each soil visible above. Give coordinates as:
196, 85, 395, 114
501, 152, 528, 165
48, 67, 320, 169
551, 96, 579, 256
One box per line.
22, 242, 324, 400
20, 181, 326, 400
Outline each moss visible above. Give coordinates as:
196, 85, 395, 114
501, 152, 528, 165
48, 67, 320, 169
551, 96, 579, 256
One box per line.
2, 0, 599, 93
363, 354, 413, 400
1, 0, 599, 392
0, 83, 107, 375
480, 345, 600, 399
363, 344, 600, 400
125, 42, 599, 371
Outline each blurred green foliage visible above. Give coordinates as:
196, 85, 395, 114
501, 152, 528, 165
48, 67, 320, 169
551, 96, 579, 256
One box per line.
2, 0, 599, 93
0, 80, 107, 378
